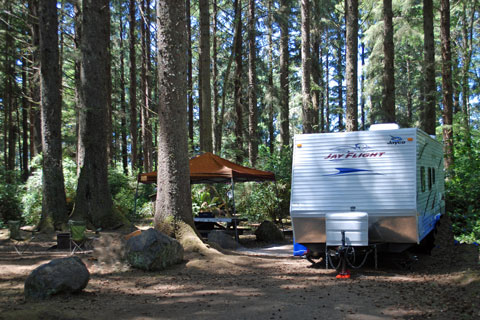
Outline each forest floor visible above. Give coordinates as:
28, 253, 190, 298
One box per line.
0, 219, 479, 320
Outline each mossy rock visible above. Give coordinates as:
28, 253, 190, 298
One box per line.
254, 220, 284, 242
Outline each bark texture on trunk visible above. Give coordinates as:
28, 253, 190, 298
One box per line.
39, 0, 68, 231
186, 0, 194, 149
155, 0, 199, 250
279, 0, 290, 147
248, 0, 258, 166
300, 0, 313, 134
345, 0, 358, 132
141, 0, 153, 172
212, 0, 220, 154
382, 0, 396, 123
21, 58, 29, 181
129, 0, 138, 172
336, 29, 344, 131
233, 0, 244, 162
28, 0, 42, 157
440, 0, 454, 172
199, 0, 212, 153
267, 0, 275, 152
106, 4, 113, 164
422, 0, 436, 135
119, 11, 128, 175
73, 0, 119, 228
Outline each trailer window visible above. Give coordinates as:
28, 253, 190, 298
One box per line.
428, 168, 432, 190
420, 167, 426, 192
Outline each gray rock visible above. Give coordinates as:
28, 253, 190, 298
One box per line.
208, 230, 238, 249
24, 256, 90, 300
125, 228, 183, 271
254, 220, 284, 242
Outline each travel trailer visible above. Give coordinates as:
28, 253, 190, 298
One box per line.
290, 125, 445, 261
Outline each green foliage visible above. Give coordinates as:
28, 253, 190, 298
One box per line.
19, 157, 155, 226
0, 180, 22, 224
446, 118, 480, 243
191, 184, 227, 216
21, 156, 79, 225
235, 145, 292, 222
21, 168, 43, 225
109, 166, 156, 221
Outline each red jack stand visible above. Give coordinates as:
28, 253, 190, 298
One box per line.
336, 270, 351, 279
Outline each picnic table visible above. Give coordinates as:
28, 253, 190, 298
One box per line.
193, 217, 248, 242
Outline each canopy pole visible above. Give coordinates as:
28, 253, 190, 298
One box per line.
274, 181, 285, 233
231, 177, 236, 215
231, 177, 239, 245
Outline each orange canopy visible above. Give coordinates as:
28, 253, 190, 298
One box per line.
138, 152, 276, 184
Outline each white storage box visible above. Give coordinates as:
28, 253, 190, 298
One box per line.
326, 212, 369, 246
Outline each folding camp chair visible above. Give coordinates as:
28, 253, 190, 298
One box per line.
9, 221, 37, 255
68, 220, 92, 254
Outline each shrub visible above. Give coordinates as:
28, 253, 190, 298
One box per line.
0, 182, 22, 223
445, 119, 480, 243
235, 145, 292, 223
109, 166, 156, 221
21, 156, 78, 225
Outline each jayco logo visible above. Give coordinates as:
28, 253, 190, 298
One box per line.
388, 136, 405, 145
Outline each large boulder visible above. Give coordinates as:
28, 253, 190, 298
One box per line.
125, 228, 183, 271
24, 256, 90, 300
208, 230, 238, 249
255, 221, 284, 242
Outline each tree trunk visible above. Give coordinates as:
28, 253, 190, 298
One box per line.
38, 0, 68, 231
212, 0, 220, 154
21, 58, 29, 181
234, 0, 244, 162
382, 0, 396, 123
199, 0, 212, 153
279, 0, 290, 147
345, 0, 358, 132
155, 0, 203, 251
106, 3, 113, 164
440, 0, 454, 173
186, 0, 194, 150
267, 0, 275, 153
248, 0, 258, 166
460, 1, 476, 146
406, 58, 413, 124
422, 0, 436, 135
360, 41, 365, 130
141, 0, 153, 172
119, 11, 128, 175
3, 1, 15, 175
325, 47, 330, 132
72, 0, 120, 228
218, 46, 235, 155
311, 1, 321, 133
28, 0, 42, 158
129, 0, 138, 172
336, 30, 344, 131
300, 0, 313, 134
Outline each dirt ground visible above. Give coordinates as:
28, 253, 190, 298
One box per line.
0, 223, 479, 320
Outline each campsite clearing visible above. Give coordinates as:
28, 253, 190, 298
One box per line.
0, 230, 478, 320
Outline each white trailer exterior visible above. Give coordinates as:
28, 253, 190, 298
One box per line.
290, 128, 445, 250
